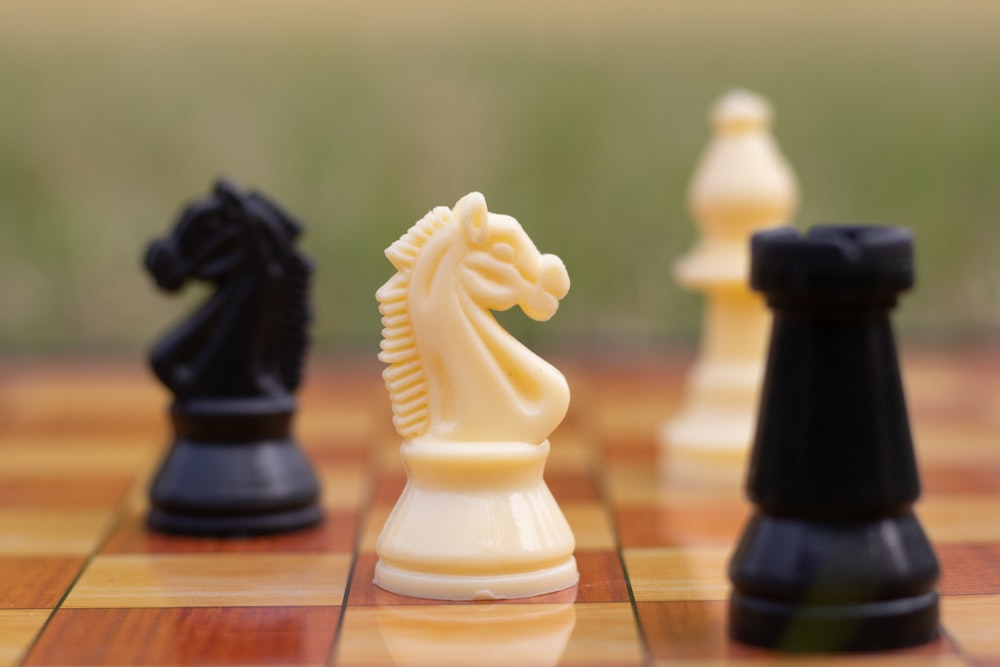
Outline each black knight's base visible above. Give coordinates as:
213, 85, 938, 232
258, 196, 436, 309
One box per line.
148, 397, 322, 536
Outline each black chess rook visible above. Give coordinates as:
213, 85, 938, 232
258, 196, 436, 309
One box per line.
728, 224, 940, 651
143, 180, 323, 536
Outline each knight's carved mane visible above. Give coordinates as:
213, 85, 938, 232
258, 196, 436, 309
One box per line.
243, 190, 312, 393
376, 206, 453, 438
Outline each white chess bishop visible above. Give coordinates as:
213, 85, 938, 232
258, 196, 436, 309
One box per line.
374, 192, 578, 600
662, 89, 800, 483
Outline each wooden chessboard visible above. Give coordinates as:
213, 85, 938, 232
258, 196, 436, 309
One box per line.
1, 348, 999, 666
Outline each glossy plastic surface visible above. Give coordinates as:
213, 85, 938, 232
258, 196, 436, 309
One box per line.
145, 181, 322, 536
729, 224, 939, 651
374, 192, 577, 599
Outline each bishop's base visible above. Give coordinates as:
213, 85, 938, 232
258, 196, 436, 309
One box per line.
729, 590, 940, 652
375, 557, 579, 601
661, 354, 763, 487
660, 410, 752, 487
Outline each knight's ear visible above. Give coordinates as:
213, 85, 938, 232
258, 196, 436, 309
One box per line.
214, 179, 241, 203
214, 180, 244, 217
455, 192, 489, 246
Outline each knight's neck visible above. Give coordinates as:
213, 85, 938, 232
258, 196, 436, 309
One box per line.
153, 273, 277, 399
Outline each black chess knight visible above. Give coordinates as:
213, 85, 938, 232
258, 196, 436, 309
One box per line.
144, 180, 322, 535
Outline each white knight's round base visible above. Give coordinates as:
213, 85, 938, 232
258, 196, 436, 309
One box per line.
374, 440, 579, 600
374, 558, 579, 601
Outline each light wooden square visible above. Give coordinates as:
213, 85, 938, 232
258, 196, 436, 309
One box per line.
920, 497, 1000, 543
623, 546, 730, 602
0, 442, 158, 477
604, 463, 744, 507
564, 502, 616, 550
336, 602, 642, 667
64, 553, 350, 608
594, 397, 672, 441
0, 509, 114, 555
318, 461, 370, 509
0, 609, 50, 667
943, 594, 1000, 659
563, 603, 644, 666
546, 432, 595, 471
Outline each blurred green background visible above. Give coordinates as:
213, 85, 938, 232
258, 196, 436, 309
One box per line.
1, 0, 999, 354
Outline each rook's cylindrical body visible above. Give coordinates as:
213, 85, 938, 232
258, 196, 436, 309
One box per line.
728, 225, 940, 652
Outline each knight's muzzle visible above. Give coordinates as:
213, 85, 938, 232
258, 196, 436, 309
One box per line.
540, 255, 570, 300
522, 255, 569, 322
145, 240, 187, 292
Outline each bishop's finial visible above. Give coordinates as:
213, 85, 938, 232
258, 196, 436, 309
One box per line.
688, 88, 799, 246
711, 88, 773, 133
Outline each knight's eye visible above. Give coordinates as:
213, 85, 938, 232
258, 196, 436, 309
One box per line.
492, 242, 515, 262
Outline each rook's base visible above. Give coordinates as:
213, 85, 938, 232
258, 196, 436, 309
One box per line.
660, 412, 751, 487
730, 590, 939, 652
728, 512, 940, 652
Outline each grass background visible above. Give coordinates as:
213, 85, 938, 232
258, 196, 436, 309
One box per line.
1, 1, 999, 354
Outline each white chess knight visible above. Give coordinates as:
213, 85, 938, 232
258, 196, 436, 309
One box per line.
374, 192, 578, 600
662, 89, 799, 482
